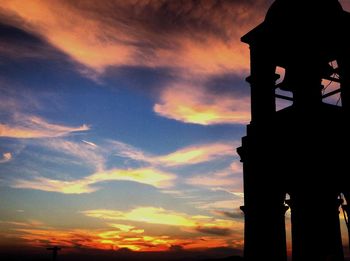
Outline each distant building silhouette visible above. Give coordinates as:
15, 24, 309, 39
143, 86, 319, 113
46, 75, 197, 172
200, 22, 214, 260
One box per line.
238, 0, 350, 261
47, 246, 61, 261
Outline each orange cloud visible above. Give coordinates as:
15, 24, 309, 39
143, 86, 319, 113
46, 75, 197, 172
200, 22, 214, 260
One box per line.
0, 0, 135, 73
82, 207, 241, 232
178, 236, 237, 250
83, 207, 198, 227
0, 212, 243, 252
0, 0, 268, 75
0, 0, 261, 126
12, 227, 239, 252
108, 224, 144, 234
154, 84, 250, 125
15, 228, 108, 249
79, 207, 243, 250
0, 115, 89, 138
12, 167, 176, 194
0, 152, 12, 163
1, 220, 144, 251
1, 217, 242, 252
156, 142, 236, 166
230, 162, 243, 174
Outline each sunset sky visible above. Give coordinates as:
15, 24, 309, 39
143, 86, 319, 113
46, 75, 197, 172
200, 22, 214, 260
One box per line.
1, 0, 350, 258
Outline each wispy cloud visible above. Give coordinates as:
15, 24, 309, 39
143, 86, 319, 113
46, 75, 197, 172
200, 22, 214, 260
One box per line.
40, 139, 104, 171
12, 167, 176, 194
0, 219, 45, 228
89, 168, 176, 189
154, 83, 250, 125
82, 140, 98, 147
9, 138, 238, 194
0, 152, 12, 163
0, 114, 89, 139
0, 85, 89, 139
109, 140, 152, 163
214, 210, 243, 220
186, 175, 238, 187
111, 140, 237, 167
195, 226, 232, 236
197, 200, 239, 210
12, 176, 97, 194
211, 188, 244, 198
156, 143, 236, 166
186, 161, 243, 190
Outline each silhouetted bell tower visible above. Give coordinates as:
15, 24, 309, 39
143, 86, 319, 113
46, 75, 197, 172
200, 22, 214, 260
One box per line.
238, 1, 350, 261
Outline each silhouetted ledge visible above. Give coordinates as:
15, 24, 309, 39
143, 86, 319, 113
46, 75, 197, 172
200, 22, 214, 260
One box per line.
201, 256, 243, 261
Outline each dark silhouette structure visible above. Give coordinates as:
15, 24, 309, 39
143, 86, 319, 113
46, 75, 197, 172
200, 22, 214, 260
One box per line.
46, 246, 61, 261
237, 1, 350, 261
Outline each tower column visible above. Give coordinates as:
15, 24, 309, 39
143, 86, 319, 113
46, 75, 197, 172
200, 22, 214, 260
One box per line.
241, 200, 288, 261
238, 135, 288, 261
248, 45, 276, 124
286, 193, 343, 261
338, 55, 350, 112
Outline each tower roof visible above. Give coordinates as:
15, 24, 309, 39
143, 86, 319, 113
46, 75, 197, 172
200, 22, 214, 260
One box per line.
241, 0, 350, 62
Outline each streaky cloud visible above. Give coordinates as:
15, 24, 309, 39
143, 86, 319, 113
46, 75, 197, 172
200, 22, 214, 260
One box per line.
186, 161, 243, 191
195, 226, 232, 236
0, 0, 270, 75
0, 114, 89, 138
8, 139, 238, 194
111, 139, 238, 167
156, 142, 236, 166
197, 200, 241, 211
40, 139, 105, 171
82, 140, 98, 147
11, 167, 176, 194
214, 210, 244, 220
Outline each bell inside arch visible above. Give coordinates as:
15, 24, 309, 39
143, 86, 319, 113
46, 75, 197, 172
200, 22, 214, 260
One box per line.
276, 62, 339, 92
